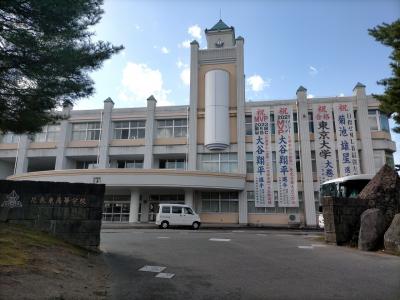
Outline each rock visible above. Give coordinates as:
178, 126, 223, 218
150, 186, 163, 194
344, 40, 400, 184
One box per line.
358, 164, 400, 229
358, 208, 386, 251
384, 213, 400, 254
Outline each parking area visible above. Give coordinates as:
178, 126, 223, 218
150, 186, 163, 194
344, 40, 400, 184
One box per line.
101, 228, 400, 300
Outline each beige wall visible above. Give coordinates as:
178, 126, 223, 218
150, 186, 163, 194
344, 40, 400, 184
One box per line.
200, 213, 239, 224
110, 139, 145, 146
197, 64, 237, 110
154, 137, 187, 146
29, 142, 57, 149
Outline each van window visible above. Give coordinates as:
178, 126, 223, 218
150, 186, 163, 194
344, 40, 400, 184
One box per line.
172, 206, 182, 214
162, 206, 170, 213
184, 207, 194, 215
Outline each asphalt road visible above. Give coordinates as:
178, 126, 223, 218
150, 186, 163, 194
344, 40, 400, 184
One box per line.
100, 228, 400, 300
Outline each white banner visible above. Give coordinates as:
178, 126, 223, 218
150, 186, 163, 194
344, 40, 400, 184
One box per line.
252, 107, 274, 207
313, 103, 338, 184
333, 102, 360, 177
275, 105, 298, 207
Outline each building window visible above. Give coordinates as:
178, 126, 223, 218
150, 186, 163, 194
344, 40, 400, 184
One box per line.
293, 112, 298, 134
296, 151, 301, 172
198, 152, 238, 173
103, 195, 130, 222
385, 152, 394, 168
34, 124, 60, 142
76, 161, 98, 169
159, 159, 186, 169
379, 112, 390, 132
117, 160, 143, 168
308, 112, 314, 133
113, 120, 145, 139
246, 152, 253, 173
0, 132, 19, 144
157, 119, 187, 138
311, 151, 317, 173
72, 122, 101, 141
245, 115, 252, 136
368, 110, 379, 131
201, 192, 238, 213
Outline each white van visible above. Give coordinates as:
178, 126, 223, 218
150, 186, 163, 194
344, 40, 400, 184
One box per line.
156, 204, 201, 229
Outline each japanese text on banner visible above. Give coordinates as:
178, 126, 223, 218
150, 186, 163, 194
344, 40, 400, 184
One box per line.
333, 102, 360, 177
313, 103, 338, 183
252, 107, 274, 207
274, 105, 298, 207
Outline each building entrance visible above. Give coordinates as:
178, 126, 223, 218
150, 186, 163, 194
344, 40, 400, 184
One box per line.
147, 194, 185, 222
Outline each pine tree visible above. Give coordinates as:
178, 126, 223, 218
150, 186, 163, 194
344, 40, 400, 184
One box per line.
0, 0, 123, 134
369, 19, 400, 132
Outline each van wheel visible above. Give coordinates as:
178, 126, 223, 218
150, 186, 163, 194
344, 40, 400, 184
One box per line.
192, 222, 200, 230
161, 221, 169, 229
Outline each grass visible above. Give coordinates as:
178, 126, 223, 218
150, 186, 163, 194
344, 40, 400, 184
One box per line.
0, 223, 87, 266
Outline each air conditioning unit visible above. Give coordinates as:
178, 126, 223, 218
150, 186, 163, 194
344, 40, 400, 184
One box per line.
288, 213, 300, 225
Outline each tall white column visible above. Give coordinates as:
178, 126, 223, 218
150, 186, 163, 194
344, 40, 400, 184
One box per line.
236, 37, 246, 174
144, 95, 156, 169
98, 98, 114, 168
188, 41, 199, 171
354, 83, 374, 174
14, 134, 29, 174
184, 189, 194, 207
297, 86, 317, 227
55, 102, 73, 170
129, 189, 140, 223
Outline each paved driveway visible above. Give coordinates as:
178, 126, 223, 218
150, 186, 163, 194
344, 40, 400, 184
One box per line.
101, 228, 400, 300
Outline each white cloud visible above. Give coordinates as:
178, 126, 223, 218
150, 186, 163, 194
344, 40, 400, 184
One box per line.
179, 40, 191, 48
309, 66, 318, 76
308, 94, 315, 99
246, 75, 270, 92
180, 68, 190, 86
134, 24, 143, 32
119, 62, 172, 106
176, 58, 189, 69
339, 93, 345, 97
161, 46, 170, 54
188, 24, 202, 40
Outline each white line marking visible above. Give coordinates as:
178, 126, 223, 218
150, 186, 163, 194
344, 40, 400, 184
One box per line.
209, 238, 231, 242
157, 237, 170, 239
298, 246, 314, 249
232, 230, 245, 233
138, 266, 166, 273
311, 244, 327, 248
155, 272, 175, 279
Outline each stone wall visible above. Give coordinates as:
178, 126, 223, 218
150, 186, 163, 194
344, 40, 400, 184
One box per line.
0, 180, 105, 250
322, 196, 367, 245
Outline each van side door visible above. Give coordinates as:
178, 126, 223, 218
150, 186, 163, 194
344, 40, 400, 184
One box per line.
171, 206, 183, 225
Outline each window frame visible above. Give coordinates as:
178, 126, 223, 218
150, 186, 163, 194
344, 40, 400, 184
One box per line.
113, 120, 146, 140
71, 122, 101, 141
156, 119, 188, 138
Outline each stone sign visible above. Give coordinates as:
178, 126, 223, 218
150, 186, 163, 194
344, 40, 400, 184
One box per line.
0, 180, 105, 250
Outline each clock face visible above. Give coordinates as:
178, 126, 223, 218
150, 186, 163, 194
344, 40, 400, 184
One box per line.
215, 39, 224, 48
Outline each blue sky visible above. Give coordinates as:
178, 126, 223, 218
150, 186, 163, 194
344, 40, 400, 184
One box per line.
77, 0, 400, 164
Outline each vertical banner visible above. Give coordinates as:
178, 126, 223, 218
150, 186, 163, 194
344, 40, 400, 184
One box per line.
313, 103, 338, 183
275, 105, 298, 207
252, 107, 274, 207
333, 102, 360, 177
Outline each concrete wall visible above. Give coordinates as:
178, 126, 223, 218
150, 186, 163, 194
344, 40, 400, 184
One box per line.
322, 196, 367, 245
0, 180, 105, 250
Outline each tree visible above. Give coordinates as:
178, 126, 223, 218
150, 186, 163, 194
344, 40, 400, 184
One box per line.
368, 19, 400, 132
0, 0, 123, 134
